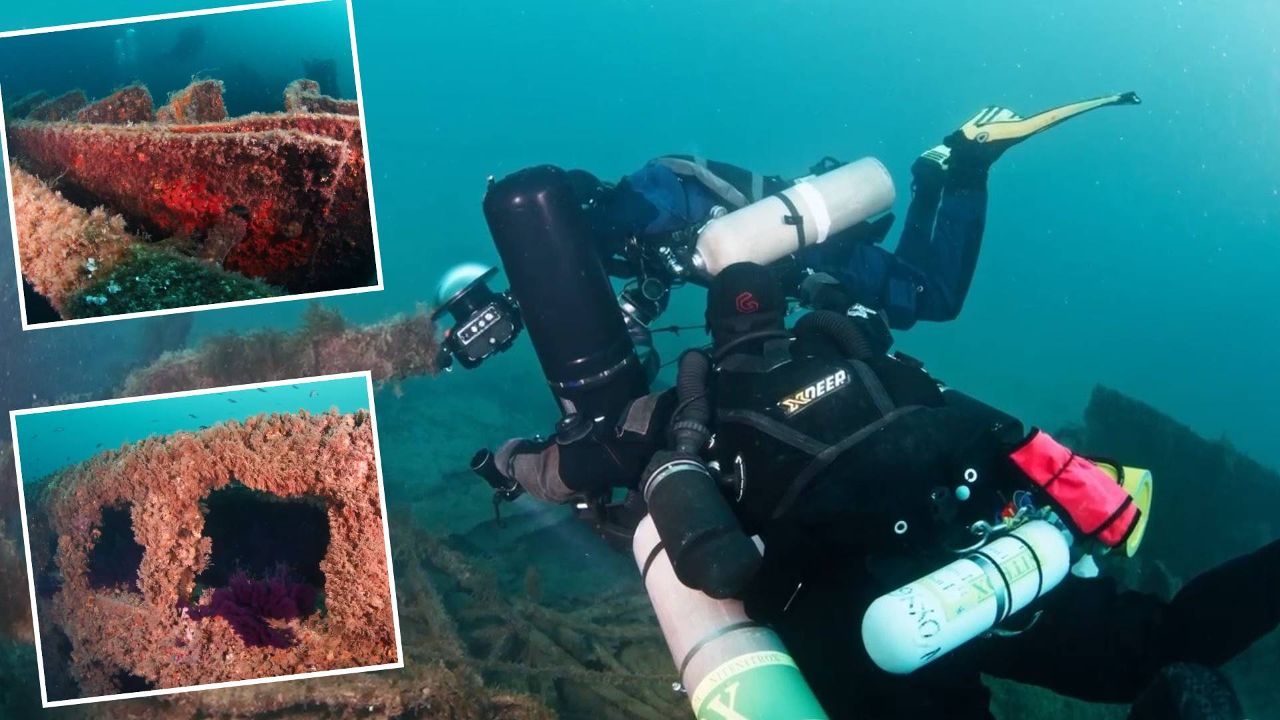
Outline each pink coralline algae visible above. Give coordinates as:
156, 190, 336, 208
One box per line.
10, 165, 275, 318
119, 305, 442, 397
156, 79, 228, 124
284, 79, 359, 116
75, 84, 155, 124
26, 89, 87, 121
30, 409, 397, 695
185, 570, 318, 649
10, 166, 137, 314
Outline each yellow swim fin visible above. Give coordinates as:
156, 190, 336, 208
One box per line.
958, 91, 1142, 146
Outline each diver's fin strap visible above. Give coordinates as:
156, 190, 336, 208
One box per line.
771, 405, 924, 521
963, 91, 1141, 145
918, 144, 952, 171
773, 191, 807, 252
717, 409, 830, 457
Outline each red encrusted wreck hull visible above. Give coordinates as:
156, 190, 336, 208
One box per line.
166, 113, 372, 284
284, 79, 360, 116
35, 410, 396, 695
76, 84, 155, 124
7, 116, 373, 292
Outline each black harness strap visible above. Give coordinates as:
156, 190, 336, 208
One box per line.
851, 359, 895, 417
713, 330, 792, 362
716, 354, 774, 374
763, 338, 792, 369
717, 409, 831, 457
771, 405, 924, 521
773, 192, 807, 252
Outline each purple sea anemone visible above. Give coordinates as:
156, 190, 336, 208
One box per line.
187, 570, 318, 649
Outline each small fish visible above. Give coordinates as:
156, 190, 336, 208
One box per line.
256, 388, 268, 393
309, 390, 318, 397
188, 413, 198, 419
227, 398, 237, 404
199, 425, 209, 430
95, 443, 102, 448
291, 385, 300, 389
53, 427, 64, 433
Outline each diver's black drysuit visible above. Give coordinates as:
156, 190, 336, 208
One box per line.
495, 302, 1280, 720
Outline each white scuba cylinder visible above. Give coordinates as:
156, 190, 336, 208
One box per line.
691, 157, 896, 277
861, 519, 1071, 675
633, 515, 829, 719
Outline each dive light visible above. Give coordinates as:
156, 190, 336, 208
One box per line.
470, 448, 521, 502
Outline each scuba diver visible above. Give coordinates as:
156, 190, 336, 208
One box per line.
434, 92, 1142, 379
482, 262, 1280, 720
429, 89, 1263, 719
569, 93, 1142, 378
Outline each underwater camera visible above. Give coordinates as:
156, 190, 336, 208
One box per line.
431, 263, 522, 370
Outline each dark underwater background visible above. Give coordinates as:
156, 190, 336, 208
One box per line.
0, 0, 1276, 718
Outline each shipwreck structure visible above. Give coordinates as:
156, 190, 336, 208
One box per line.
27, 410, 396, 697
0, 443, 31, 646
119, 305, 441, 397
5, 77, 374, 319
3, 369, 1276, 719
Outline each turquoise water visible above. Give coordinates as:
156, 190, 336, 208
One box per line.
11, 373, 371, 481
0, 1, 1277, 715
2, 0, 1277, 467
0, 0, 354, 115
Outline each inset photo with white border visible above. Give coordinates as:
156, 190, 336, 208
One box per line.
9, 371, 402, 707
0, 0, 382, 329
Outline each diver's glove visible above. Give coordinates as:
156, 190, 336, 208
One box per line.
492, 436, 578, 504
798, 271, 853, 312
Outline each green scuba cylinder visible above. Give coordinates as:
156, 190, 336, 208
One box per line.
633, 515, 829, 720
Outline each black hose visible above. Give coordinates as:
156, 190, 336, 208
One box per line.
793, 309, 874, 360
672, 349, 712, 454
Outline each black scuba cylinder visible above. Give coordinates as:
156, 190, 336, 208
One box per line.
644, 457, 761, 599
483, 165, 650, 419
643, 349, 761, 599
